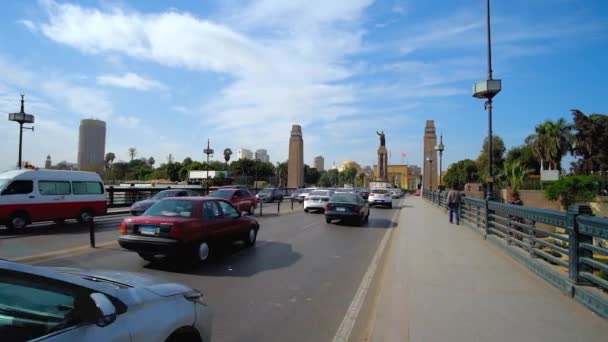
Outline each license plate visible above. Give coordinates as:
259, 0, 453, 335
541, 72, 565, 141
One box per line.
336, 207, 346, 212
139, 226, 157, 235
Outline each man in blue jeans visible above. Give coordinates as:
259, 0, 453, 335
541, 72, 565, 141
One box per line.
446, 186, 462, 225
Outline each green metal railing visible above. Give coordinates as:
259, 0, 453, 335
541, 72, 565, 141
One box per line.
422, 189, 608, 318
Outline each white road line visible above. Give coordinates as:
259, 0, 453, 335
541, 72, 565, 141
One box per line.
332, 209, 397, 342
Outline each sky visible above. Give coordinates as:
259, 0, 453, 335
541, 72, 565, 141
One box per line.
0, 0, 607, 172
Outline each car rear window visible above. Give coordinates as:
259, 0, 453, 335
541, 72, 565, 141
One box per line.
331, 194, 358, 203
209, 190, 232, 199
309, 190, 328, 196
372, 189, 388, 194
152, 191, 180, 200
145, 199, 194, 217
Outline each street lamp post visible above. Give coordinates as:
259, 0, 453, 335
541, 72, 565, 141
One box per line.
473, 0, 501, 201
426, 156, 434, 190
203, 139, 214, 192
435, 134, 445, 190
8, 95, 35, 169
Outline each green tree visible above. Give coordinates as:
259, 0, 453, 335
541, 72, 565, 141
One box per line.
544, 175, 600, 209
112, 162, 129, 180
104, 152, 116, 170
570, 110, 608, 174
147, 157, 155, 167
505, 144, 540, 175
223, 148, 232, 166
304, 165, 321, 185
477, 135, 506, 182
526, 118, 572, 171
342, 167, 358, 185
443, 159, 480, 189
499, 160, 531, 192
355, 172, 366, 188
319, 171, 332, 187
128, 147, 137, 161
277, 162, 288, 187
182, 157, 193, 168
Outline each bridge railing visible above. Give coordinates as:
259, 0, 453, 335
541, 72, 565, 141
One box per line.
422, 190, 608, 317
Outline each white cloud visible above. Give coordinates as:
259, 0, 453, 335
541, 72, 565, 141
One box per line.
18, 19, 38, 33
41, 80, 112, 119
97, 72, 165, 91
114, 116, 141, 129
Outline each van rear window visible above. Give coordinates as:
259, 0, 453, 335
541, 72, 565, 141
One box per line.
72, 181, 104, 195
1, 180, 33, 195
39, 181, 71, 196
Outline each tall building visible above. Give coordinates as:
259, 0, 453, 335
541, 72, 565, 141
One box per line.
423, 120, 438, 190
78, 119, 106, 173
236, 148, 253, 160
255, 149, 270, 163
313, 156, 324, 171
287, 124, 304, 188
45, 155, 52, 169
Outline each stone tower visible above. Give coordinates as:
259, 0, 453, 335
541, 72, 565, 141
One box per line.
45, 155, 52, 169
423, 120, 438, 190
287, 125, 304, 188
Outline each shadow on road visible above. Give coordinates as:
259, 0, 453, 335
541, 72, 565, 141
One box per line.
330, 217, 396, 229
145, 240, 301, 277
0, 220, 120, 239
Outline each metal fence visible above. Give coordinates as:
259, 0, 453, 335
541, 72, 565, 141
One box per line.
423, 190, 608, 318
105, 186, 301, 207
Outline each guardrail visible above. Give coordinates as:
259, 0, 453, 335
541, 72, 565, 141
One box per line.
423, 190, 608, 318
105, 186, 301, 207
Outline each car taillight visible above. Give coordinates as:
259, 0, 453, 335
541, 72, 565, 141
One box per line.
120, 221, 127, 234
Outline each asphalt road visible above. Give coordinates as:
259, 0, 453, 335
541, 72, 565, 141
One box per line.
25, 200, 401, 342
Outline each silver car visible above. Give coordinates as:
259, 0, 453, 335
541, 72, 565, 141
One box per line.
0, 259, 212, 342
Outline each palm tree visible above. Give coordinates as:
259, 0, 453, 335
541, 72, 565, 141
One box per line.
147, 157, 155, 167
104, 152, 116, 170
128, 148, 137, 161
526, 118, 572, 170
223, 148, 232, 171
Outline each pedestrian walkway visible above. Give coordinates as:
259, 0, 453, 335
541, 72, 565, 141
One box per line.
368, 196, 608, 342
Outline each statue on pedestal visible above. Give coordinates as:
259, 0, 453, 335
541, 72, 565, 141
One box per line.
376, 131, 388, 181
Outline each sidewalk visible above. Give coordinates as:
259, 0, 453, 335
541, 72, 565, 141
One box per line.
368, 196, 607, 342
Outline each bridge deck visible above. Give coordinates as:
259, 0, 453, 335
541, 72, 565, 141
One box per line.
370, 196, 607, 342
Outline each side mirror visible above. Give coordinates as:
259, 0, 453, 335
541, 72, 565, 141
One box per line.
90, 293, 117, 327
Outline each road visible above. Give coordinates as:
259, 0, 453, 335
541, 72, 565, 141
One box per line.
3, 199, 402, 342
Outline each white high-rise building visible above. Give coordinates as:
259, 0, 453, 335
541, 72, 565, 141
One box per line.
237, 148, 253, 160
313, 155, 324, 171
255, 149, 270, 163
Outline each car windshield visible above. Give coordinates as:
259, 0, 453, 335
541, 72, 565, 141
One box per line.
331, 194, 358, 203
0, 178, 8, 191
145, 199, 194, 217
310, 190, 329, 196
372, 190, 388, 194
260, 189, 274, 193
209, 190, 232, 199
152, 191, 179, 200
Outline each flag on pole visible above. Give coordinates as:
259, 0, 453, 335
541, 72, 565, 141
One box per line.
401, 152, 407, 158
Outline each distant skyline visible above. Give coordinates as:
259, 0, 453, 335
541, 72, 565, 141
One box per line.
1, 0, 607, 172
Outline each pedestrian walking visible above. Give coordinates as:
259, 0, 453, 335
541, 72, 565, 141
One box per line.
446, 186, 462, 225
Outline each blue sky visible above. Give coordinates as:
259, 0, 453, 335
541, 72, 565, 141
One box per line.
1, 0, 607, 172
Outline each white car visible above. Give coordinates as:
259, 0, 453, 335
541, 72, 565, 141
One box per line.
388, 188, 403, 199
297, 188, 318, 202
368, 189, 393, 208
304, 190, 333, 212
0, 259, 212, 342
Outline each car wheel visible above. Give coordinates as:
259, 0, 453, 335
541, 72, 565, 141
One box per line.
197, 241, 211, 262
244, 226, 257, 247
77, 208, 94, 223
388, 204, 393, 209
138, 252, 156, 262
356, 214, 364, 226
365, 212, 370, 222
325, 217, 331, 224
7, 212, 29, 231
53, 219, 65, 226
304, 208, 309, 213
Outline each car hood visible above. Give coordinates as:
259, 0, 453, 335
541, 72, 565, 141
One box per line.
54, 268, 195, 297
131, 199, 157, 208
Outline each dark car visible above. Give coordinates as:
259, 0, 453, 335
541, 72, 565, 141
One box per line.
256, 188, 284, 203
356, 188, 370, 200
208, 188, 257, 214
130, 189, 199, 216
119, 197, 259, 262
325, 192, 370, 226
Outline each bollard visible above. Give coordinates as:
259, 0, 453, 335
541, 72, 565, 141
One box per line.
277, 198, 281, 214
88, 219, 96, 248
259, 199, 263, 216
291, 198, 294, 211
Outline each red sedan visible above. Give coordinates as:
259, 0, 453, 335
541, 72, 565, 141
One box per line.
118, 197, 259, 262
208, 188, 257, 214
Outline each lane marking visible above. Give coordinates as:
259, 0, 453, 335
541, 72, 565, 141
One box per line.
332, 203, 400, 342
12, 240, 118, 264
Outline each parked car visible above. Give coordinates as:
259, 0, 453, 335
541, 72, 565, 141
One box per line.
0, 169, 107, 231
325, 192, 370, 226
119, 197, 259, 263
0, 259, 212, 342
296, 188, 318, 202
355, 188, 370, 200
368, 189, 393, 208
256, 188, 284, 203
219, 184, 249, 190
415, 189, 422, 196
130, 189, 200, 216
208, 188, 257, 214
388, 188, 403, 199
304, 189, 333, 212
